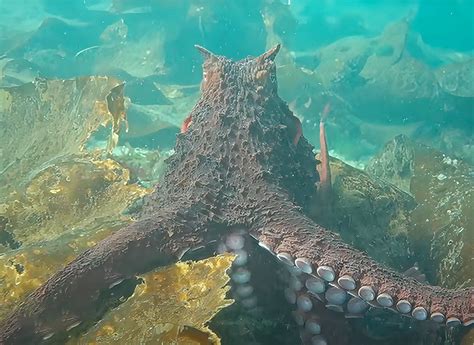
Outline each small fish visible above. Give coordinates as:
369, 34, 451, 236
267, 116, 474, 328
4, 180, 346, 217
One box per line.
115, 6, 152, 14
74, 45, 100, 58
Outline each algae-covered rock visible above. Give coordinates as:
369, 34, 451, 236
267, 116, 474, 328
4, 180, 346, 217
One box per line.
0, 157, 148, 251
365, 55, 437, 100
314, 35, 371, 89
367, 135, 473, 288
365, 134, 415, 192
310, 157, 416, 270
435, 58, 474, 97
0, 75, 150, 319
359, 20, 409, 80
353, 56, 439, 122
409, 144, 473, 288
0, 76, 126, 197
111, 145, 172, 188
356, 20, 439, 114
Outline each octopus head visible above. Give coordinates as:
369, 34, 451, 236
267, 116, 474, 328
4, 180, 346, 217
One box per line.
195, 44, 281, 97
186, 44, 304, 153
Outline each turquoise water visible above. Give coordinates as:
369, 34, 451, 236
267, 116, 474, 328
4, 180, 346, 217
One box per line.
0, 1, 472, 345
1, 0, 472, 163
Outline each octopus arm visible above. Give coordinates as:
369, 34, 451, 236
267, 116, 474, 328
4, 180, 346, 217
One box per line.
0, 209, 207, 344
252, 197, 474, 326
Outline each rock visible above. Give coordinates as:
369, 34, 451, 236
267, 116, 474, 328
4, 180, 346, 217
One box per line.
435, 58, 474, 97
366, 135, 474, 288
359, 20, 409, 80
409, 144, 473, 288
353, 56, 439, 122
365, 134, 415, 192
310, 157, 417, 270
314, 35, 371, 89
0, 57, 41, 87
0, 76, 127, 196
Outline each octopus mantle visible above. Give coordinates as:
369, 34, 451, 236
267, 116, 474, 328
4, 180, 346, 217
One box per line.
0, 45, 472, 344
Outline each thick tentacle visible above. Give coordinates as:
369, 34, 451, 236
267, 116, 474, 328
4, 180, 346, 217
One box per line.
251, 201, 474, 327
0, 208, 208, 344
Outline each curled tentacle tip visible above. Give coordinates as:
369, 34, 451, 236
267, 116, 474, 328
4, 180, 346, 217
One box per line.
321, 103, 331, 123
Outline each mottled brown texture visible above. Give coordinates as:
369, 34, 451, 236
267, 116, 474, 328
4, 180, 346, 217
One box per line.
0, 46, 472, 344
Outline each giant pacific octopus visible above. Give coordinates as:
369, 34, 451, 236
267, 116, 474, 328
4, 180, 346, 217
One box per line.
0, 45, 472, 345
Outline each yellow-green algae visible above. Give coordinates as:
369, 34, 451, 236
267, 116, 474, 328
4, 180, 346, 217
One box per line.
69, 255, 234, 345
0, 76, 148, 317
0, 76, 126, 198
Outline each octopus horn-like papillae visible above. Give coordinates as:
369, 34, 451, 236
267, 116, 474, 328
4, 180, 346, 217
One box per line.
194, 44, 218, 60
256, 44, 281, 63
252, 200, 474, 327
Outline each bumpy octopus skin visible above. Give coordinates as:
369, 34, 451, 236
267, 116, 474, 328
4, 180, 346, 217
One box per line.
0, 45, 472, 344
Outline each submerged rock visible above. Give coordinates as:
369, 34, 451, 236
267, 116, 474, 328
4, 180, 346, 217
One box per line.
313, 35, 371, 89
0, 57, 42, 87
353, 55, 440, 122
367, 135, 473, 288
435, 58, 474, 98
0, 76, 127, 197
365, 134, 415, 192
311, 157, 416, 271
359, 20, 409, 80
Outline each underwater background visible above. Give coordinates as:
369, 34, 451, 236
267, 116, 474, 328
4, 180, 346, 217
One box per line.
0, 1, 473, 344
